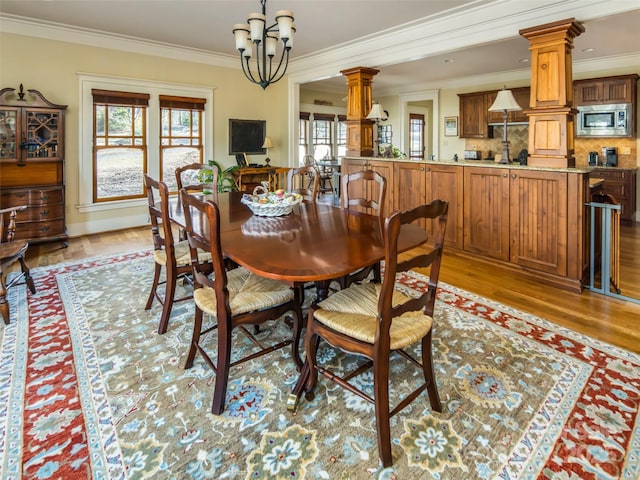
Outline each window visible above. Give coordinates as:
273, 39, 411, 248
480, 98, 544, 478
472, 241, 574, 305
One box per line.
80, 74, 213, 214
336, 115, 347, 158
299, 112, 309, 163
312, 113, 334, 161
92, 90, 149, 202
160, 95, 205, 192
409, 113, 425, 160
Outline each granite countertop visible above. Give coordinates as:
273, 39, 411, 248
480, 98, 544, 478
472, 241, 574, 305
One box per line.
342, 156, 592, 173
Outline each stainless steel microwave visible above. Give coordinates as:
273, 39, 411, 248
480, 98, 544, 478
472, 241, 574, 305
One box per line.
576, 103, 631, 137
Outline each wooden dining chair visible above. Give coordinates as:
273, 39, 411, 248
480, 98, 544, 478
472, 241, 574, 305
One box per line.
287, 165, 319, 202
180, 189, 304, 414
302, 199, 449, 467
340, 169, 387, 286
0, 206, 36, 324
175, 162, 218, 197
314, 158, 334, 195
143, 174, 212, 334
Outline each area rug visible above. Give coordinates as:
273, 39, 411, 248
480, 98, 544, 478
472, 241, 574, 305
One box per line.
0, 251, 638, 480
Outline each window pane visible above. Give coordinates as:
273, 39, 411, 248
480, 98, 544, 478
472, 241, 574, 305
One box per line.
162, 146, 201, 191
95, 106, 105, 136
107, 106, 133, 135
95, 147, 144, 200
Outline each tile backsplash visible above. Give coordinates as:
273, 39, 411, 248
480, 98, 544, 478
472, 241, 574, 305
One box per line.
464, 125, 637, 168
464, 125, 529, 161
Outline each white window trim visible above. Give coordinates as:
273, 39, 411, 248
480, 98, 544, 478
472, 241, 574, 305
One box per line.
77, 73, 214, 213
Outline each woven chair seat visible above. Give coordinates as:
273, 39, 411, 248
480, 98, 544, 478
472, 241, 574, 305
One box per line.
314, 282, 433, 350
194, 267, 295, 316
152, 240, 211, 266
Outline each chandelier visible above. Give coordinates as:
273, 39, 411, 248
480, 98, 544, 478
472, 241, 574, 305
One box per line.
233, 0, 295, 90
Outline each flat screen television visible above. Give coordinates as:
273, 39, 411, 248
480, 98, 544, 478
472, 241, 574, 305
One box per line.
228, 119, 266, 155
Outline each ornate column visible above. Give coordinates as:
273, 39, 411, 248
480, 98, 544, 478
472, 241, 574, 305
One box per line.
520, 18, 584, 168
340, 66, 379, 157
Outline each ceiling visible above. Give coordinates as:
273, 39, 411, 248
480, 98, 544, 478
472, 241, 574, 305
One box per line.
1, 0, 639, 95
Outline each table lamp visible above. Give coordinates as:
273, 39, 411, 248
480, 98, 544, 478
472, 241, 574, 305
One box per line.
366, 102, 387, 157
488, 87, 521, 164
262, 136, 273, 167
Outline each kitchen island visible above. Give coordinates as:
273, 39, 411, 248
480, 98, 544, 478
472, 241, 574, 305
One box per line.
342, 156, 593, 292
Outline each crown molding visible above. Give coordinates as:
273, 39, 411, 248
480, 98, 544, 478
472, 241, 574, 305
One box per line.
288, 0, 640, 85
0, 13, 238, 69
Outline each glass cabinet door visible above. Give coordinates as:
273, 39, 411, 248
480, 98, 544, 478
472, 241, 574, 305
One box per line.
0, 107, 18, 160
25, 109, 61, 159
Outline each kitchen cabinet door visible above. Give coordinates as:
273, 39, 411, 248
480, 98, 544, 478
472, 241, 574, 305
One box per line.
509, 170, 568, 275
394, 162, 426, 227
425, 164, 463, 249
459, 92, 489, 138
463, 167, 510, 261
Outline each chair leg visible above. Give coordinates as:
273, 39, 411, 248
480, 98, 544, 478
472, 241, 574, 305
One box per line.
212, 322, 233, 415
157, 266, 177, 334
184, 307, 204, 369
373, 357, 393, 468
145, 262, 162, 310
422, 330, 442, 412
19, 257, 36, 294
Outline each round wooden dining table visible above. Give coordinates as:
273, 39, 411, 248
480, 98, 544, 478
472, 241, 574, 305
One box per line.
169, 191, 428, 299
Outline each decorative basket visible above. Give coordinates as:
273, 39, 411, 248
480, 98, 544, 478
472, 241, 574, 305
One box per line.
241, 187, 303, 217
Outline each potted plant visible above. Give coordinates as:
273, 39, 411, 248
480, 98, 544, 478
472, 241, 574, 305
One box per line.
199, 160, 239, 193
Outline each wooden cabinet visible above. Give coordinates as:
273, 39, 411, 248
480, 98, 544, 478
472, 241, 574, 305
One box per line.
574, 75, 639, 105
464, 167, 571, 276
590, 168, 637, 224
463, 167, 511, 260
509, 169, 568, 275
341, 157, 394, 216
458, 92, 489, 138
393, 162, 463, 249
0, 85, 67, 245
461, 87, 530, 137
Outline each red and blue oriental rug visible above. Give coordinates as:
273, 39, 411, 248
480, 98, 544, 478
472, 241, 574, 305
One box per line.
0, 251, 638, 479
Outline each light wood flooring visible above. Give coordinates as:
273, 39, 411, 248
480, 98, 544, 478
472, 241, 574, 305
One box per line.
12, 223, 640, 354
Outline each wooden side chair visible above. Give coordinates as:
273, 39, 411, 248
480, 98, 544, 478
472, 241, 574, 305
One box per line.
287, 165, 319, 202
340, 169, 387, 286
0, 206, 36, 324
314, 158, 334, 195
143, 174, 212, 334
180, 189, 304, 414
175, 162, 218, 197
302, 199, 449, 467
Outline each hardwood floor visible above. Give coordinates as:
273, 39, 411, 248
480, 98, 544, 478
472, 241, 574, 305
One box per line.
11, 222, 640, 354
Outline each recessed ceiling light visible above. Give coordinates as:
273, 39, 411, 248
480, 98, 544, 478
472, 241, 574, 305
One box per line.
519, 58, 529, 63
443, 58, 454, 63
581, 48, 595, 53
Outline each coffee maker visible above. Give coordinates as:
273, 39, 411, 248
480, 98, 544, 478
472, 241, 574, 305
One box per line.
601, 147, 617, 167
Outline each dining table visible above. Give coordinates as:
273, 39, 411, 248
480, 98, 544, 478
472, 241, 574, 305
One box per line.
168, 191, 428, 300
167, 190, 429, 408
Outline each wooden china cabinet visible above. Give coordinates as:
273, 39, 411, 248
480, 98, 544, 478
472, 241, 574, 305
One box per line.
0, 85, 68, 245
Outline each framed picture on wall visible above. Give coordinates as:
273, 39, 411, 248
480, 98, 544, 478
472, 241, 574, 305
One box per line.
444, 116, 458, 137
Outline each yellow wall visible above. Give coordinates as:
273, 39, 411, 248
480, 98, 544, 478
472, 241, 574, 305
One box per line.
1, 33, 290, 235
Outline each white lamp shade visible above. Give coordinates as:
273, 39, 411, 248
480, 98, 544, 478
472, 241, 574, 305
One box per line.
233, 24, 250, 51
261, 136, 273, 149
489, 89, 522, 112
247, 12, 265, 42
275, 10, 294, 41
366, 103, 387, 121
265, 33, 278, 57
